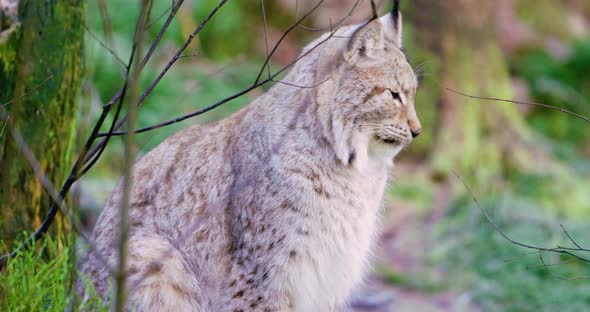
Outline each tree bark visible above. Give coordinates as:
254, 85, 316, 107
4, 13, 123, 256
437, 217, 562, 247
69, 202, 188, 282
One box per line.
0, 0, 84, 251
406, 0, 539, 182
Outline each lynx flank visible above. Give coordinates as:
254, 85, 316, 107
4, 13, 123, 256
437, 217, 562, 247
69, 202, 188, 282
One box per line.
78, 5, 422, 312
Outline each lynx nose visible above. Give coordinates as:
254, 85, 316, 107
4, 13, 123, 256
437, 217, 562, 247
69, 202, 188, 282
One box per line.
406, 107, 422, 139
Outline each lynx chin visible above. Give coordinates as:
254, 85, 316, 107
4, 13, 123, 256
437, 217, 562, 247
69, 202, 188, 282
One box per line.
78, 4, 422, 312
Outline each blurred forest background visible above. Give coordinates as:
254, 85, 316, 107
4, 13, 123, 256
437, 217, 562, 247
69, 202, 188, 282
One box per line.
1, 0, 590, 311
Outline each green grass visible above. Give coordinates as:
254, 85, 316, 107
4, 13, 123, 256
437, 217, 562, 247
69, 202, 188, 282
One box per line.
434, 194, 590, 312
0, 236, 107, 312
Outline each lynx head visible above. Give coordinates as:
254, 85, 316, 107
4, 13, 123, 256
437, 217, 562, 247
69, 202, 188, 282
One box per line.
313, 2, 421, 168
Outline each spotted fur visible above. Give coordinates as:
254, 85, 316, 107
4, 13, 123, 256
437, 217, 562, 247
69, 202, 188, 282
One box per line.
78, 12, 421, 312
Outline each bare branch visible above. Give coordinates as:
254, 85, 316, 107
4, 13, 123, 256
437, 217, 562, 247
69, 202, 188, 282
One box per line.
140, 0, 184, 69
452, 171, 590, 266
294, 0, 362, 32
84, 24, 126, 70
527, 257, 578, 269
560, 224, 586, 251
90, 0, 227, 139
538, 253, 590, 281
145, 4, 171, 29
102, 0, 363, 137
254, 0, 325, 85
261, 0, 271, 79
446, 88, 590, 124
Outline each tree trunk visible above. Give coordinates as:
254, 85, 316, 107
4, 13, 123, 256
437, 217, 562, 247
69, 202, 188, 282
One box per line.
406, 0, 539, 183
0, 0, 84, 251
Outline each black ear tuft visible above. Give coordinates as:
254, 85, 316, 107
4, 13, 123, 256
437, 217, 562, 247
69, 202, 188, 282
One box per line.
370, 0, 379, 20
391, 0, 400, 27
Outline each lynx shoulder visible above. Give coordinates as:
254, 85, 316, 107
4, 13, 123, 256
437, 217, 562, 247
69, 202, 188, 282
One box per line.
78, 6, 421, 312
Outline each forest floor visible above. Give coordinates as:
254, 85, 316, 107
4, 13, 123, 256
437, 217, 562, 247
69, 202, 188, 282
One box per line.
349, 167, 480, 312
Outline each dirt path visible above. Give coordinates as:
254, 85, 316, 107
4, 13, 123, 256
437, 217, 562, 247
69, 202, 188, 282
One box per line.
348, 187, 480, 312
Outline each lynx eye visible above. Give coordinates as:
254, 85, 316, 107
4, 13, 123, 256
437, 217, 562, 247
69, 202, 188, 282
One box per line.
388, 89, 402, 102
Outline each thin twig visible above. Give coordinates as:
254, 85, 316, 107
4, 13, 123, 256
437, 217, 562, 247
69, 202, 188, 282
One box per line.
81, 0, 187, 165
527, 257, 578, 269
560, 224, 586, 250
446, 88, 590, 124
254, 0, 325, 85
0, 75, 54, 108
113, 1, 151, 310
100, 26, 338, 136
452, 171, 590, 265
294, 0, 361, 33
145, 4, 171, 29
538, 253, 590, 280
503, 250, 542, 263
0, 116, 7, 136
103, 0, 362, 137
260, 0, 272, 79
84, 24, 126, 69
91, 0, 227, 138
97, 0, 115, 50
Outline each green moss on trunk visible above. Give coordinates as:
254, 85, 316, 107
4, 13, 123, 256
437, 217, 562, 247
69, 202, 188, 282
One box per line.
0, 0, 85, 251
406, 0, 539, 184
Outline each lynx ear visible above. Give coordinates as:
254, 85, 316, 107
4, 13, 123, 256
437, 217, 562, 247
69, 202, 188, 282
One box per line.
380, 0, 403, 47
346, 19, 384, 60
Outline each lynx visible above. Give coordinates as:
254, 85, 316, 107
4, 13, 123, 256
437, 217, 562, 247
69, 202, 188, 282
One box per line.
78, 3, 421, 311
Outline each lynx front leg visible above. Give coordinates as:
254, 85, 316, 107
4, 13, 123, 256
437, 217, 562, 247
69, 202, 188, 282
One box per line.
216, 268, 295, 312
124, 234, 207, 312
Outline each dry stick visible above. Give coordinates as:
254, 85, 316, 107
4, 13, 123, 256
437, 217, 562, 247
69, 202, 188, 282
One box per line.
451, 171, 590, 264
446, 88, 590, 124
0, 0, 183, 265
113, 1, 151, 311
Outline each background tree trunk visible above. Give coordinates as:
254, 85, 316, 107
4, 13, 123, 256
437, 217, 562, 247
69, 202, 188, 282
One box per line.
0, 0, 84, 251
406, 0, 541, 183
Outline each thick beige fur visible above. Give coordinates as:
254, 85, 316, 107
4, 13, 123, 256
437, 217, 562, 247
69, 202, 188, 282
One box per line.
78, 12, 421, 312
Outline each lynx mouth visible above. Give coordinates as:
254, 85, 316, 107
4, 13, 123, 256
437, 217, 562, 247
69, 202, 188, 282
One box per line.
375, 134, 401, 145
